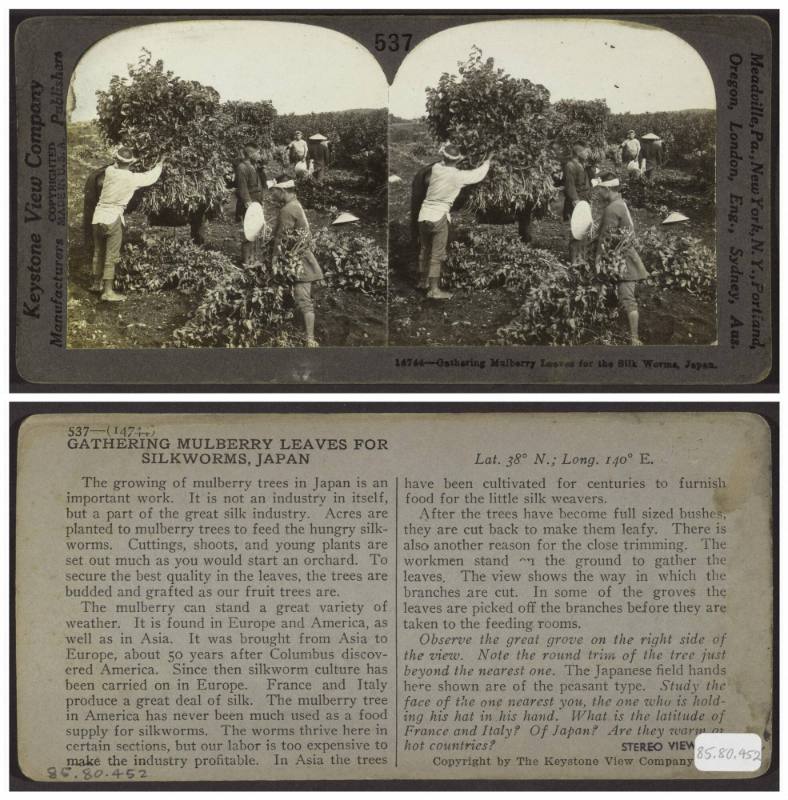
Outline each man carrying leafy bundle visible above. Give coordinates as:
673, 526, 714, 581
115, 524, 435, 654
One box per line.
594, 172, 649, 346
416, 143, 491, 300
270, 176, 324, 347
90, 146, 164, 302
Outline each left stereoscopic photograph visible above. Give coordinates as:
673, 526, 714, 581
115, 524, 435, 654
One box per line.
67, 20, 388, 349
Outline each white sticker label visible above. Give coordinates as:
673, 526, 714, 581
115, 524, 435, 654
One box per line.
694, 733, 763, 771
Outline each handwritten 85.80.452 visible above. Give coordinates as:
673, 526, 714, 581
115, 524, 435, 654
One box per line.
474, 452, 654, 468
47, 767, 148, 781
695, 747, 761, 763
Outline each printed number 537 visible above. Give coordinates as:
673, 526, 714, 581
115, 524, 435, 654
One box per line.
374, 33, 412, 51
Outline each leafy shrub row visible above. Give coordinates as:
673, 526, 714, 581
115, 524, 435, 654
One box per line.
638, 229, 716, 299
114, 227, 385, 347
440, 226, 715, 345
622, 174, 714, 212
115, 236, 242, 296
496, 260, 620, 345
295, 175, 386, 221
444, 230, 556, 294
312, 229, 386, 297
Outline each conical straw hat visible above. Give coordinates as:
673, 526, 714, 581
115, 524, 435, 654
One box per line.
332, 212, 360, 225
662, 211, 690, 224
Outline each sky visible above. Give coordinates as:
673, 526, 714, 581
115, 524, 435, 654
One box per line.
390, 18, 716, 119
69, 20, 387, 121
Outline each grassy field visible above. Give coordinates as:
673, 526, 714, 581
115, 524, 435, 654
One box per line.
67, 121, 387, 349
388, 120, 717, 347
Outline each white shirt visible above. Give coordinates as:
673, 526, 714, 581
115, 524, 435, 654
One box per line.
288, 139, 308, 161
621, 138, 641, 160
418, 160, 491, 223
92, 162, 163, 225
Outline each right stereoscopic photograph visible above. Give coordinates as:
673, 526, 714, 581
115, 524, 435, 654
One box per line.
388, 18, 717, 347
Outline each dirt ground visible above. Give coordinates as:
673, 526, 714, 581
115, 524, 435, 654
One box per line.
67, 122, 387, 349
387, 120, 717, 347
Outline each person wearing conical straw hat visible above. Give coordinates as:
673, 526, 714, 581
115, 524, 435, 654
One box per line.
90, 146, 165, 302
416, 143, 491, 299
307, 134, 331, 182
270, 175, 324, 347
594, 172, 649, 346
639, 133, 664, 183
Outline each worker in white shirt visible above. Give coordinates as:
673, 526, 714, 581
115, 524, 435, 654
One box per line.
286, 131, 309, 168
619, 130, 641, 166
417, 143, 491, 300
90, 146, 164, 302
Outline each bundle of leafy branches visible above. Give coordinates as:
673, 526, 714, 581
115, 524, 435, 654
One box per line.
425, 48, 561, 217
96, 50, 229, 216
96, 51, 277, 219
220, 100, 277, 163
593, 226, 637, 283
553, 98, 611, 162
173, 263, 294, 348
425, 51, 619, 226
637, 228, 716, 298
